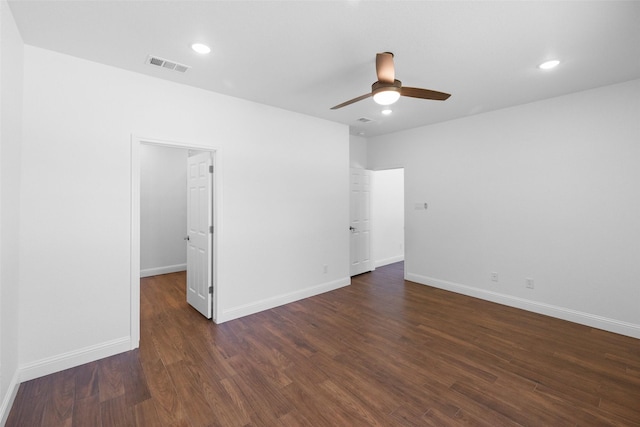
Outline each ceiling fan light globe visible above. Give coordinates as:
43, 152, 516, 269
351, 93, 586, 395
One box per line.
373, 90, 401, 105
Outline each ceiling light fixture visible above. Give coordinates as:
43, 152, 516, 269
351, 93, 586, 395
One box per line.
373, 90, 400, 105
372, 81, 402, 105
539, 59, 560, 70
191, 43, 211, 54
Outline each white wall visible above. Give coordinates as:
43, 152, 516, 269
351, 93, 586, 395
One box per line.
140, 144, 187, 277
18, 45, 350, 379
368, 79, 640, 338
0, 0, 23, 421
349, 134, 367, 168
371, 169, 404, 268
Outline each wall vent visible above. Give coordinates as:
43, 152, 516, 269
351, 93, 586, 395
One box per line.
146, 55, 191, 73
356, 117, 374, 123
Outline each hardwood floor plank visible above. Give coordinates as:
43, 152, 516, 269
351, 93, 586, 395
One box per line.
148, 321, 186, 365
240, 334, 294, 387
417, 378, 466, 419
218, 377, 255, 426
317, 378, 390, 426
224, 356, 294, 419
72, 395, 102, 427
97, 354, 126, 403
137, 328, 159, 363
165, 360, 219, 426
185, 328, 237, 380
533, 381, 601, 408
311, 350, 429, 418
422, 407, 470, 427
598, 384, 640, 423
6, 376, 49, 426
41, 369, 75, 427
222, 374, 281, 426
121, 350, 152, 407
6, 263, 640, 426
280, 380, 374, 427
177, 348, 249, 427
448, 382, 530, 426
133, 399, 163, 427
451, 379, 576, 426
100, 395, 135, 427
277, 409, 315, 427
389, 405, 430, 427
139, 356, 186, 425
73, 361, 99, 401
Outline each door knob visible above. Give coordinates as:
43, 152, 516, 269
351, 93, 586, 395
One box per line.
349, 226, 356, 231
184, 236, 190, 241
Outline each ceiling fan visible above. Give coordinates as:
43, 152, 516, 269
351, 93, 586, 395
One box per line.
330, 52, 451, 110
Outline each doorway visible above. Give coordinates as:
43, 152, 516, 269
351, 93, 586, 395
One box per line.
350, 167, 405, 277
130, 136, 218, 349
139, 144, 189, 278
371, 168, 405, 268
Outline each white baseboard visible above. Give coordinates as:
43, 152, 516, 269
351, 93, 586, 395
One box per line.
374, 255, 404, 268
406, 272, 640, 340
0, 370, 20, 426
18, 336, 131, 383
217, 277, 350, 323
140, 263, 186, 278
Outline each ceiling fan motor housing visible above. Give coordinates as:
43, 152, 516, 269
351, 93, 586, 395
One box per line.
372, 79, 402, 93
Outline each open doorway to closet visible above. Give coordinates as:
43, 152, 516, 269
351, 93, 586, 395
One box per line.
139, 144, 189, 278
130, 136, 217, 349
371, 168, 405, 269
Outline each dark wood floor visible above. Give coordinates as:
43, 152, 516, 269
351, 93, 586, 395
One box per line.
7, 262, 640, 426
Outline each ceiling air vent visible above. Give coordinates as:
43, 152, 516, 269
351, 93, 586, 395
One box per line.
146, 55, 191, 73
356, 117, 374, 123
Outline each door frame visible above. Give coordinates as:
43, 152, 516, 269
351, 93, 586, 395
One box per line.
130, 135, 219, 349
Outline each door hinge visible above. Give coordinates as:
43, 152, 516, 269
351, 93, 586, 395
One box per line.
209, 286, 213, 294
209, 165, 213, 173
209, 225, 214, 233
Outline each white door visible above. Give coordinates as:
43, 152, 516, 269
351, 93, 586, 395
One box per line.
350, 168, 373, 276
186, 152, 213, 318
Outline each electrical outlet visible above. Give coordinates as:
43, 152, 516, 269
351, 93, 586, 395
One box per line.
491, 272, 499, 282
323, 264, 328, 274
526, 278, 534, 289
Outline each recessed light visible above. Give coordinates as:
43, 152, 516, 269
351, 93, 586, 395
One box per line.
539, 59, 560, 70
191, 43, 211, 54
381, 109, 392, 115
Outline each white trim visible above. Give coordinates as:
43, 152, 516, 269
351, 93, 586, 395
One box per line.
140, 264, 187, 278
0, 370, 20, 426
130, 138, 141, 349
406, 272, 640, 340
131, 135, 219, 347
18, 337, 131, 383
218, 277, 350, 323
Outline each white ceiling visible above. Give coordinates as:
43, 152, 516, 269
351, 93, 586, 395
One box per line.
8, 0, 640, 137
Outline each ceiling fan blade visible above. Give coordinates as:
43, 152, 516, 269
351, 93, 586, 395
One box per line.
401, 86, 451, 101
330, 93, 372, 110
376, 52, 395, 84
